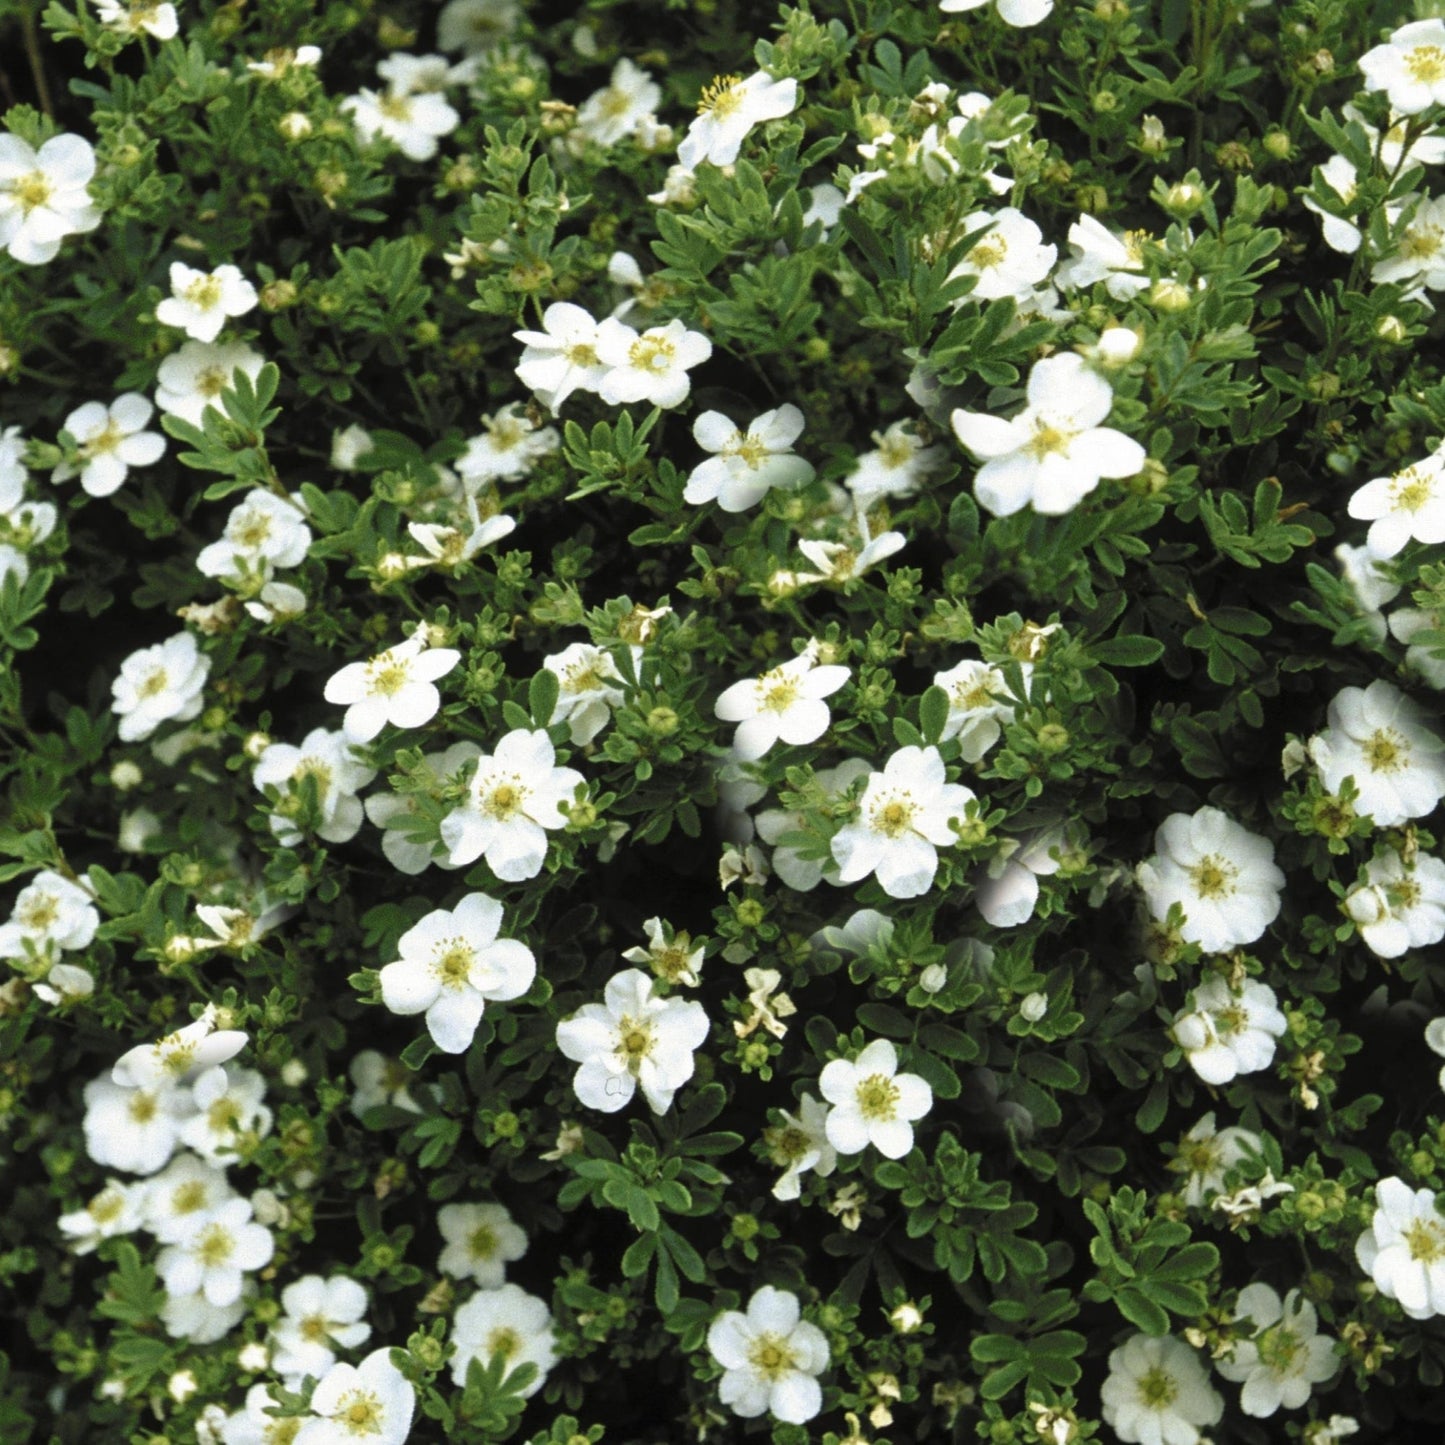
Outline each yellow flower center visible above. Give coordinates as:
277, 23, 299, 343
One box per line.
1406, 44, 1445, 84
564, 341, 598, 367
367, 658, 412, 697
300, 1312, 332, 1343
197, 365, 229, 398
628, 335, 676, 373
1122, 229, 1151, 266
293, 758, 334, 792
138, 666, 172, 699
184, 274, 225, 311
599, 88, 633, 119
856, 1072, 900, 1121
746, 1333, 797, 1380
1136, 1364, 1178, 1408
335, 1388, 385, 1435
1391, 876, 1422, 910
12, 171, 52, 213
234, 511, 274, 549
172, 1180, 210, 1216
486, 1326, 522, 1360
80, 418, 126, 460
378, 94, 414, 123
128, 1090, 159, 1124
1023, 421, 1073, 460
966, 233, 1009, 270
194, 1222, 235, 1268
562, 658, 609, 693
434, 940, 475, 989
725, 431, 769, 467
18, 894, 60, 931
1188, 853, 1238, 900
468, 1224, 498, 1259
1255, 1321, 1303, 1373
482, 777, 528, 819
1404, 1216, 1445, 1263
1363, 728, 1407, 772
207, 1094, 241, 1134
870, 793, 917, 839
90, 1189, 127, 1225
1399, 223, 1444, 261
1214, 1003, 1248, 1038
617, 1016, 653, 1069
878, 433, 916, 469
758, 668, 800, 713
698, 74, 744, 117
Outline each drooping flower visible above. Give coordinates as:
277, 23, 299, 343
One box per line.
52, 394, 165, 498
110, 632, 211, 743
378, 892, 535, 1054
298, 1348, 415, 1445
830, 745, 975, 899
1309, 679, 1445, 826
707, 1286, 830, 1424
595, 317, 712, 409
1099, 1333, 1224, 1445
1354, 1176, 1445, 1321
439, 728, 585, 881
156, 263, 259, 344
1359, 20, 1445, 115
684, 405, 815, 512
555, 967, 710, 1114
0, 132, 102, 265
269, 1275, 372, 1386
951, 352, 1146, 516
1171, 976, 1287, 1087
714, 643, 849, 761
437, 1201, 528, 1287
1136, 807, 1285, 953
677, 71, 799, 170
1216, 1283, 1338, 1417
1303, 156, 1364, 255
324, 631, 462, 743
449, 1284, 557, 1395
819, 1037, 933, 1159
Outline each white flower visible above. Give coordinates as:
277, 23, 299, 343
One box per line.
799, 182, 845, 233
378, 892, 536, 1054
940, 0, 1054, 25
948, 207, 1057, 302
1347, 450, 1445, 558
245, 581, 309, 624
830, 745, 975, 900
324, 632, 461, 743
714, 643, 849, 761
677, 72, 799, 169
110, 631, 210, 743
456, 404, 560, 487
768, 1094, 837, 1200
555, 967, 710, 1114
197, 489, 313, 585
1428, 1017, 1445, 1092
1309, 679, 1445, 825
542, 642, 632, 746
952, 352, 1145, 516
1054, 214, 1151, 299
1344, 849, 1445, 958
113, 1008, 249, 1089
437, 0, 518, 53
755, 757, 873, 892
93, 1, 180, 40
794, 513, 907, 585
684, 404, 814, 512
1359, 20, 1445, 115
157, 1197, 273, 1307
1390, 607, 1445, 687
514, 302, 610, 413
1213, 1169, 1294, 1226
82, 1074, 191, 1175
348, 1051, 423, 1117
1167, 1113, 1262, 1208
362, 741, 480, 875
1374, 194, 1445, 291
342, 88, 460, 161
269, 1275, 372, 1385
1216, 1283, 1337, 1417
845, 421, 946, 504
299, 1349, 415, 1445
1136, 806, 1284, 952
142, 1152, 236, 1243
178, 1066, 273, 1162
1172, 976, 1287, 1087
252, 727, 378, 846
621, 916, 706, 987
576, 58, 662, 147
819, 1037, 932, 1159
437, 1201, 528, 1286
52, 394, 165, 498
1311, 1419, 1361, 1445
59, 1179, 146, 1253
976, 826, 1068, 928
707, 1286, 829, 1424
1355, 1176, 1445, 1320
331, 425, 375, 471
1099, 1334, 1223, 1445
155, 340, 266, 428
0, 133, 102, 265
1335, 542, 1399, 643
596, 317, 712, 409
31, 962, 95, 1006
439, 728, 584, 881
375, 52, 476, 95
1303, 156, 1363, 254
0, 868, 99, 963
161, 1284, 248, 1342
156, 263, 259, 344
648, 163, 698, 207
219, 1384, 295, 1445
932, 657, 1028, 763
450, 1283, 557, 1395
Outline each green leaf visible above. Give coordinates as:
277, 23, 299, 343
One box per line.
528, 667, 560, 728
1093, 635, 1165, 667
919, 685, 951, 745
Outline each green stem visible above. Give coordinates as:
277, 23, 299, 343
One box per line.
20, 6, 53, 118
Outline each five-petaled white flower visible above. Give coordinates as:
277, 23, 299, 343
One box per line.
1359, 19, 1445, 115
113, 1008, 249, 1090
1168, 1112, 1263, 1209
555, 967, 710, 1114
684, 404, 814, 512
342, 87, 460, 161
196, 488, 313, 586
111, 632, 211, 743
933, 657, 1029, 763
53, 394, 165, 498
449, 1283, 557, 1395
621, 916, 706, 987
1309, 679, 1445, 826
154, 340, 266, 428
948, 206, 1057, 302
1216, 1283, 1338, 1418
1347, 450, 1445, 558
1099, 1333, 1223, 1445
542, 642, 632, 746
269, 1275, 373, 1386
1344, 849, 1445, 958
157, 1197, 274, 1307
1054, 214, 1152, 299
58, 1179, 145, 1254
845, 420, 946, 504
252, 727, 378, 846
575, 58, 662, 147
768, 1093, 837, 1200
514, 302, 610, 413
82, 1071, 192, 1177
952, 352, 1146, 516
1171, 976, 1287, 1088
677, 71, 799, 170
940, 0, 1054, 25
437, 1201, 528, 1287
299, 1348, 415, 1445
0, 868, 99, 964
830, 745, 975, 899
439, 728, 585, 881
714, 643, 849, 761
0, 133, 102, 265
1355, 1176, 1445, 1321
595, 317, 712, 409
819, 1037, 932, 1159
1136, 806, 1285, 953
324, 631, 462, 743
156, 263, 259, 344
456, 404, 560, 487
176, 1065, 272, 1163
378, 893, 535, 1054
707, 1286, 830, 1424
94, 1, 180, 39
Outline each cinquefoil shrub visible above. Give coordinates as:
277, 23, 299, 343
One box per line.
8, 0, 1445, 1441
